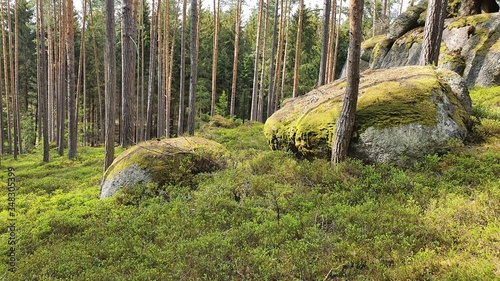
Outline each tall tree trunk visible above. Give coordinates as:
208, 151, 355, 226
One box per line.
187, 0, 198, 135
0, 1, 10, 154
37, 0, 49, 162
250, 0, 264, 121
77, 0, 87, 146
88, 0, 104, 145
273, 0, 286, 113
121, 0, 137, 147
266, 0, 279, 118
212, 0, 220, 116
257, 0, 269, 122
57, 0, 66, 156
318, 0, 331, 86
230, 0, 241, 117
104, 0, 116, 171
13, 0, 21, 158
279, 0, 291, 108
67, 0, 77, 159
178, 0, 187, 135
332, 0, 364, 163
292, 0, 304, 98
157, 0, 165, 138
421, 0, 448, 65
146, 0, 159, 140
326, 0, 337, 83
332, 0, 343, 80
165, 11, 177, 138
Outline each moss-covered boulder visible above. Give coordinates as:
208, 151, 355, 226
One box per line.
355, 12, 500, 87
100, 137, 228, 198
264, 66, 471, 163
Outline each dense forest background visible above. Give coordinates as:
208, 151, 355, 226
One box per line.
0, 0, 409, 161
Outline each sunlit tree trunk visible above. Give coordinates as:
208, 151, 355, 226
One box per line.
266, 0, 279, 118
187, 0, 198, 135
421, 0, 448, 65
292, 0, 304, 98
326, 0, 337, 83
273, 0, 286, 113
250, 0, 264, 121
230, 0, 240, 117
332, 0, 343, 80
13, 0, 22, 158
104, 0, 116, 171
318, 0, 331, 86
165, 8, 176, 138
66, 0, 77, 159
146, 0, 159, 140
332, 0, 364, 163
257, 0, 269, 122
0, 1, 10, 154
88, 0, 104, 145
178, 0, 187, 135
76, 0, 87, 146
37, 0, 49, 162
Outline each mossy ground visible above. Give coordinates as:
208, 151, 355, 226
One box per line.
0, 94, 499, 279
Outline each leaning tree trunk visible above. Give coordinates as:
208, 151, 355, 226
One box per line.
331, 0, 364, 163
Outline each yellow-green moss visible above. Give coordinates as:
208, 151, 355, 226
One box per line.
448, 14, 491, 30
361, 35, 387, 50
104, 137, 228, 187
265, 66, 468, 157
491, 38, 500, 51
470, 86, 500, 106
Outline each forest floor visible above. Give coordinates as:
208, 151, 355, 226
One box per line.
0, 87, 499, 280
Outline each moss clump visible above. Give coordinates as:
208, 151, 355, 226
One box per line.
447, 14, 491, 30
103, 137, 228, 189
361, 35, 387, 50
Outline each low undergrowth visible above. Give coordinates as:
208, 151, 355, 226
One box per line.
0, 88, 499, 280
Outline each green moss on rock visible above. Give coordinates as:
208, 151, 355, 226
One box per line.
100, 137, 229, 198
264, 66, 471, 160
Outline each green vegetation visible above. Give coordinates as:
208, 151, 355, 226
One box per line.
0, 89, 499, 280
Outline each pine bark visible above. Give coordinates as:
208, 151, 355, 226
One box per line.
104, 0, 117, 171
266, 0, 280, 118
121, 0, 137, 147
37, 0, 49, 162
229, 0, 240, 117
178, 0, 187, 135
187, 0, 198, 135
146, 0, 159, 140
292, 0, 304, 98
318, 0, 331, 86
332, 0, 364, 163
67, 0, 77, 159
250, 0, 264, 121
421, 0, 448, 65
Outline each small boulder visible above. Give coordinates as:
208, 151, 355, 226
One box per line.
100, 137, 228, 198
264, 66, 471, 163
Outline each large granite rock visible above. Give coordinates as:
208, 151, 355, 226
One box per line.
100, 137, 228, 198
351, 12, 500, 87
264, 66, 471, 163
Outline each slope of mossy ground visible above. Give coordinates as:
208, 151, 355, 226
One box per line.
0, 92, 499, 279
